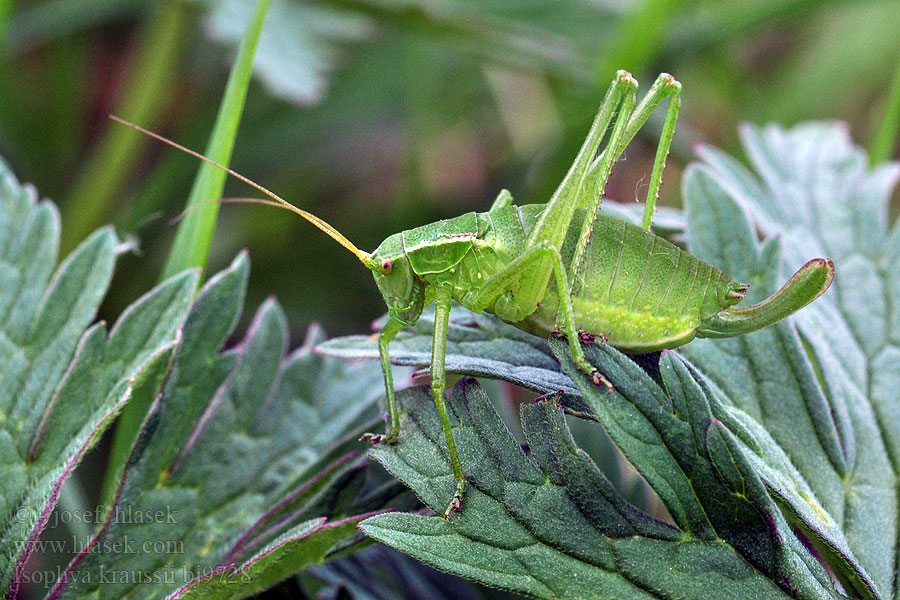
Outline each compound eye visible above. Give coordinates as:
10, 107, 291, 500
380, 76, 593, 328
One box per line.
380, 259, 393, 273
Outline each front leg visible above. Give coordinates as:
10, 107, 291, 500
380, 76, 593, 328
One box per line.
361, 317, 404, 444
430, 284, 467, 518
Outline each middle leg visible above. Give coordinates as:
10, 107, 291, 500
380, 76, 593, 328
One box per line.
465, 241, 612, 391
430, 284, 466, 518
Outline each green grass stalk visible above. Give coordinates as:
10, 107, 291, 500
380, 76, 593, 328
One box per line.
870, 54, 900, 164
159, 0, 271, 281
60, 0, 191, 253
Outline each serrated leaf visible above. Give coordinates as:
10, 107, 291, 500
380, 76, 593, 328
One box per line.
687, 122, 900, 599
361, 376, 823, 600
167, 515, 373, 600
49, 254, 395, 600
316, 306, 589, 418
308, 544, 523, 600
0, 157, 198, 597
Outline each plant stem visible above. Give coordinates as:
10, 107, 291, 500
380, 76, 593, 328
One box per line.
160, 0, 271, 281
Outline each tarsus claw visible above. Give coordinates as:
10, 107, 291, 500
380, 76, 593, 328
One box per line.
444, 496, 462, 518
443, 478, 467, 518
592, 370, 614, 392
360, 432, 397, 445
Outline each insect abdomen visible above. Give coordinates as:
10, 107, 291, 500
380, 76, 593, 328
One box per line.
522, 211, 745, 352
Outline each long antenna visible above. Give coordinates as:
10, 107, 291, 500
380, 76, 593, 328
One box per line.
110, 115, 374, 267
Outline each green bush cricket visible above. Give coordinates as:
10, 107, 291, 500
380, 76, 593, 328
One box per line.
113, 70, 834, 518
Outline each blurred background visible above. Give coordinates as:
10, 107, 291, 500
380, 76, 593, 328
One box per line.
3, 1, 900, 598
1, 0, 899, 342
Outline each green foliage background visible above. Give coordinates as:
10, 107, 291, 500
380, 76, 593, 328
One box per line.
1, 1, 900, 599
1, 0, 898, 339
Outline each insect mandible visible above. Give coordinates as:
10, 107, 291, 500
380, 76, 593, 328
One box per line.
114, 70, 835, 518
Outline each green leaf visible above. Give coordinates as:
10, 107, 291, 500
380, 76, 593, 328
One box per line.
168, 515, 371, 600
687, 122, 900, 600
50, 254, 395, 600
361, 376, 819, 600
317, 306, 590, 418
0, 157, 198, 597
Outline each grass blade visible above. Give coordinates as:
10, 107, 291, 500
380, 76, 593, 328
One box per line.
869, 53, 900, 164
101, 0, 271, 507
159, 0, 271, 281
60, 0, 191, 253
0, 0, 14, 47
